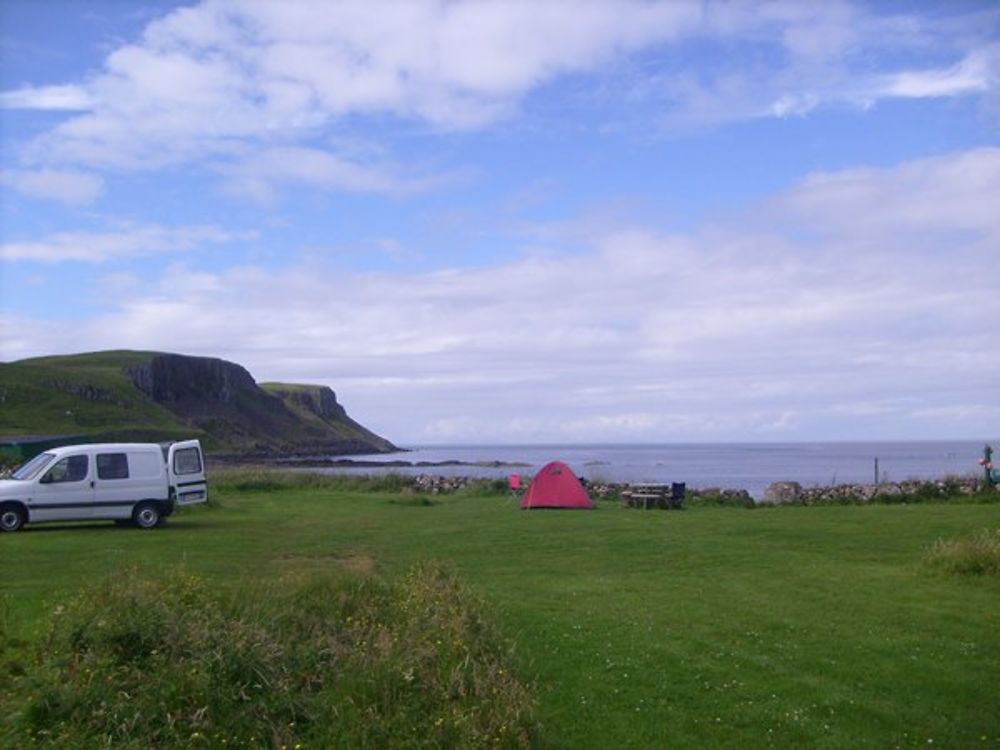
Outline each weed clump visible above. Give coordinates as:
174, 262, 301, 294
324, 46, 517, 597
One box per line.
8, 564, 541, 749
925, 529, 1000, 576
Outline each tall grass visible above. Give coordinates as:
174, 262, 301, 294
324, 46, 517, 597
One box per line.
925, 528, 1000, 575
211, 466, 514, 497
8, 564, 541, 749
211, 466, 416, 494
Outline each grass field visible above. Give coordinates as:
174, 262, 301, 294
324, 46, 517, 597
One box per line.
2, 476, 998, 748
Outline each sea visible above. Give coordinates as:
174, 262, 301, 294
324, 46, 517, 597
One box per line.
315, 440, 996, 499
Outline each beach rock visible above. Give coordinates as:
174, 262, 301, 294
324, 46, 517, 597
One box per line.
761, 481, 803, 505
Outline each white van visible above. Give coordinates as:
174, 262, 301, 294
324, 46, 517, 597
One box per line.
0, 440, 207, 532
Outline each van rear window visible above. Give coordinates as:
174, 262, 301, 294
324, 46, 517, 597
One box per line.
97, 453, 129, 480
173, 447, 202, 475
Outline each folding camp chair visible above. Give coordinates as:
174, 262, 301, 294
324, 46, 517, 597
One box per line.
508, 473, 523, 499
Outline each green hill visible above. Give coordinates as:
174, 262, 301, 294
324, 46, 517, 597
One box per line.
0, 350, 396, 457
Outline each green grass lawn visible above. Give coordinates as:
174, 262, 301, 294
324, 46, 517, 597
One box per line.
3, 481, 999, 749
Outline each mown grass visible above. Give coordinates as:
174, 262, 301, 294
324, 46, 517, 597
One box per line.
2, 472, 999, 749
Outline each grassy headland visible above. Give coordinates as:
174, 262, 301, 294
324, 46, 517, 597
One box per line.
0, 350, 395, 456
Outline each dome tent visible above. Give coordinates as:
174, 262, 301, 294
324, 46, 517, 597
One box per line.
520, 461, 594, 510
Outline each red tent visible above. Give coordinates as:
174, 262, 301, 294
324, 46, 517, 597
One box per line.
520, 461, 594, 510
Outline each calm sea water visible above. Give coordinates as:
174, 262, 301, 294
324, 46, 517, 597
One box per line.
319, 441, 994, 498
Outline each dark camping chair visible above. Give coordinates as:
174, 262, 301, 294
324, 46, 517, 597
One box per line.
670, 482, 686, 509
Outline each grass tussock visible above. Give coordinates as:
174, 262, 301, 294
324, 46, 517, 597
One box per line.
389, 493, 439, 507
8, 564, 541, 749
925, 528, 1000, 576
1, 596, 29, 682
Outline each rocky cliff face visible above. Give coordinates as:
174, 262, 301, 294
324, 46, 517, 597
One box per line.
125, 354, 395, 454
261, 382, 395, 454
271, 384, 348, 422
127, 354, 258, 406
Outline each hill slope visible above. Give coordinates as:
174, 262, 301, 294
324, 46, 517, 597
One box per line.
0, 350, 396, 455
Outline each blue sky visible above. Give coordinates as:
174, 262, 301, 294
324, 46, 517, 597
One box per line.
1, 0, 998, 444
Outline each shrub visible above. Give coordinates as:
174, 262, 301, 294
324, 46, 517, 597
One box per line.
8, 564, 542, 749
925, 529, 1000, 576
686, 489, 755, 508
464, 478, 515, 497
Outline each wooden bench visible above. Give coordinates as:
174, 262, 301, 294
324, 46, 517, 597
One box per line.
622, 483, 685, 510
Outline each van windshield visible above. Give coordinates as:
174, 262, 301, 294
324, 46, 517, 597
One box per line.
11, 452, 56, 481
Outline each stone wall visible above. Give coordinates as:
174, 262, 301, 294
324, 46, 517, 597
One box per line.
396, 475, 995, 505
760, 477, 993, 505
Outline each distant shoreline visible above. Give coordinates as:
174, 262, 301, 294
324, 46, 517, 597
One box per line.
206, 440, 994, 500
211, 455, 532, 470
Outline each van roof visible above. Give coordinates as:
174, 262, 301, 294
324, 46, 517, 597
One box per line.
44, 442, 185, 457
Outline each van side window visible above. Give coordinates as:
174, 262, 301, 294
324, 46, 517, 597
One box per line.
173, 447, 202, 475
97, 453, 129, 480
43, 455, 89, 483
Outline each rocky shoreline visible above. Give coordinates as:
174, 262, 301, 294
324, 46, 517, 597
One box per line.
209, 454, 530, 470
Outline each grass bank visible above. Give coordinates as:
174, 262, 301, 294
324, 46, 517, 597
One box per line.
2, 473, 998, 748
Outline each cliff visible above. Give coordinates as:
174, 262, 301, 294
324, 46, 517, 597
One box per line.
0, 350, 396, 455
259, 382, 394, 453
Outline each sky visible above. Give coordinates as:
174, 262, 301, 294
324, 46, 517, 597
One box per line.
1, 0, 998, 446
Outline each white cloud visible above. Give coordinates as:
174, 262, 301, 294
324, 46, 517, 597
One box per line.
764, 147, 1000, 244
0, 223, 255, 263
7, 0, 699, 174
6, 0, 994, 182
4, 149, 996, 442
878, 48, 996, 99
0, 84, 94, 110
1, 169, 105, 205
219, 146, 443, 203
653, 6, 1000, 129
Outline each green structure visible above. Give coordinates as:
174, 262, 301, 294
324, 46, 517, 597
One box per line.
981, 444, 996, 486
0, 435, 81, 466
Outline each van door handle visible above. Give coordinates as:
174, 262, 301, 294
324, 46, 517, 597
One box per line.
90, 481, 95, 488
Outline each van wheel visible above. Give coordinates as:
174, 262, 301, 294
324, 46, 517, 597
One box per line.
0, 505, 25, 533
133, 503, 162, 530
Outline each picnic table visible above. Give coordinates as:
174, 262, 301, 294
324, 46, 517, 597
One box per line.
622, 483, 685, 510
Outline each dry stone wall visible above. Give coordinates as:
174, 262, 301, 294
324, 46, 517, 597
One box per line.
398, 475, 994, 506
760, 477, 992, 505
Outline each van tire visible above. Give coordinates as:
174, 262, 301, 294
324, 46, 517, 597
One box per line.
133, 502, 162, 530
1, 504, 26, 533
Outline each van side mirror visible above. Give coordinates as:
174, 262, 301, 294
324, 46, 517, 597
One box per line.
39, 473, 52, 484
